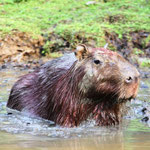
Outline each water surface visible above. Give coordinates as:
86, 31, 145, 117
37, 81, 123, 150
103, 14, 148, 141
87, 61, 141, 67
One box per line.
0, 68, 150, 150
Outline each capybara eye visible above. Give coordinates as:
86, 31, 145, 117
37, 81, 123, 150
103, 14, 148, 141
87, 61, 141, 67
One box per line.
94, 59, 101, 65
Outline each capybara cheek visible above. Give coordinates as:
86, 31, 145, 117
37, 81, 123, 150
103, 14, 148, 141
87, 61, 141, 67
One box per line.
79, 74, 94, 93
126, 81, 140, 98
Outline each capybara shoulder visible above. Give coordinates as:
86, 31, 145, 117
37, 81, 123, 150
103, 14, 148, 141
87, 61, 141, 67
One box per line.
7, 44, 140, 127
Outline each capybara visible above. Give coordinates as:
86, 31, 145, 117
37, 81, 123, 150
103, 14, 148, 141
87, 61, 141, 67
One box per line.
7, 44, 140, 127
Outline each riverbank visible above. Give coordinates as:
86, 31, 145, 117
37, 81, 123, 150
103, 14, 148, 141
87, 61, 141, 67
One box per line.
0, 0, 150, 69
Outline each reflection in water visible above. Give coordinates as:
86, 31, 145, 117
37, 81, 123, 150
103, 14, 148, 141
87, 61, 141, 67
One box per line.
0, 68, 150, 150
0, 131, 125, 150
125, 131, 150, 150
0, 130, 150, 150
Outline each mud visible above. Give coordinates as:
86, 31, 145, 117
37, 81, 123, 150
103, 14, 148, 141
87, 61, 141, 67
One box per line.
42, 31, 150, 60
105, 31, 150, 60
0, 62, 149, 150
0, 30, 44, 63
0, 30, 150, 69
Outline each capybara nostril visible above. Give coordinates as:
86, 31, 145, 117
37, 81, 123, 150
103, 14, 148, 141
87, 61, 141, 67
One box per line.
125, 76, 133, 83
125, 76, 139, 84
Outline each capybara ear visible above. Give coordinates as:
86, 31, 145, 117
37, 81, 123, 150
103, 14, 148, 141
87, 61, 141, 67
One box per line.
74, 44, 90, 61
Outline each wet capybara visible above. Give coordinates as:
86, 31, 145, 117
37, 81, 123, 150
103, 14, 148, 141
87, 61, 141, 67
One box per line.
7, 45, 140, 127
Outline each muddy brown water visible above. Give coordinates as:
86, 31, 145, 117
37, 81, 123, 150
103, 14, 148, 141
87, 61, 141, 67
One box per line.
0, 68, 150, 150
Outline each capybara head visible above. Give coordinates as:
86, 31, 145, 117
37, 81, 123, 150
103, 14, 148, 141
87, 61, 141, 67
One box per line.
75, 44, 140, 104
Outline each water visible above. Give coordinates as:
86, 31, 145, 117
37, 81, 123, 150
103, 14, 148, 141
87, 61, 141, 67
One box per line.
0, 68, 150, 150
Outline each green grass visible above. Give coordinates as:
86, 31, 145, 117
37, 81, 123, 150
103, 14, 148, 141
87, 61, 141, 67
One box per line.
141, 59, 150, 67
0, 0, 150, 46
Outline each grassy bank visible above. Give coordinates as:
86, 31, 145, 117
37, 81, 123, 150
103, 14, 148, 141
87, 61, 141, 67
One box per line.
0, 0, 150, 41
0, 0, 150, 67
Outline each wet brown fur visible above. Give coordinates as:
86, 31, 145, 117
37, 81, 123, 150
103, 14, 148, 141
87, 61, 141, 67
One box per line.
7, 45, 140, 127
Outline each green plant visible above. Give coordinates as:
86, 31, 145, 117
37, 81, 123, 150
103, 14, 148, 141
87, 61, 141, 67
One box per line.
0, 0, 150, 50
141, 59, 150, 67
133, 48, 144, 55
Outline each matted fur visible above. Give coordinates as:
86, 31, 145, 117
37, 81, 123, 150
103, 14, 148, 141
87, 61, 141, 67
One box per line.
7, 47, 140, 127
